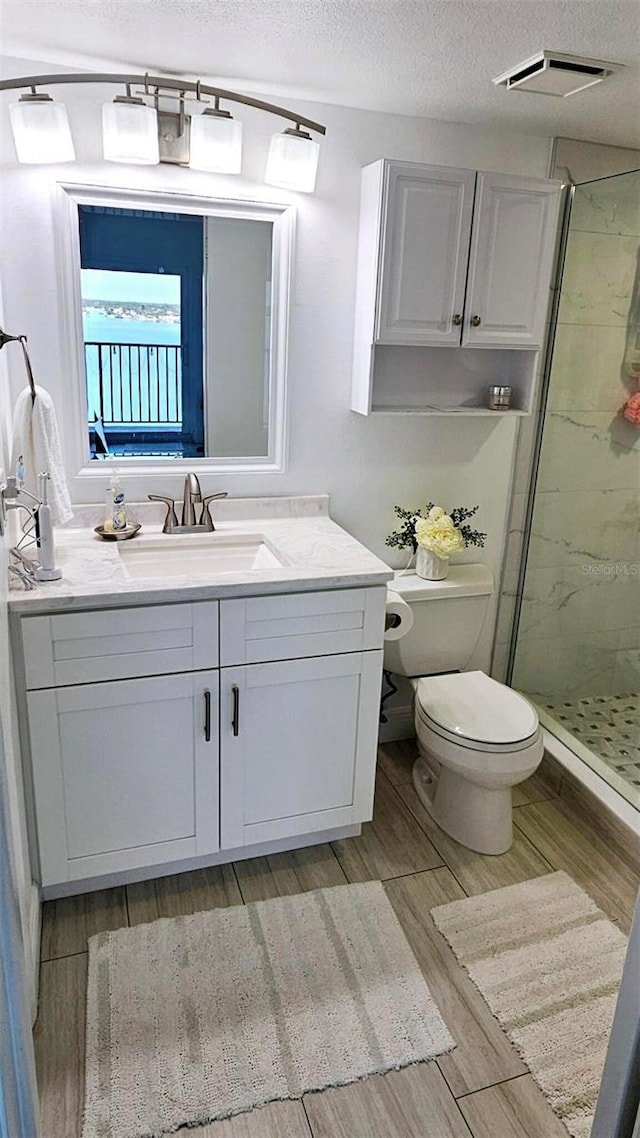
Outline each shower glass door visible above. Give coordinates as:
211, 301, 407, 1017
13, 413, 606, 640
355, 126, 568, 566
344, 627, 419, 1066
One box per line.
511, 168, 640, 809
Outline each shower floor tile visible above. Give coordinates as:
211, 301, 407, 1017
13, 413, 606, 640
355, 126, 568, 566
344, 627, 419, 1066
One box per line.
542, 692, 640, 790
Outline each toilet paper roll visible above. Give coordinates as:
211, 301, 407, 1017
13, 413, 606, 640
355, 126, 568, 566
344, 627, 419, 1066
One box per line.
384, 590, 414, 641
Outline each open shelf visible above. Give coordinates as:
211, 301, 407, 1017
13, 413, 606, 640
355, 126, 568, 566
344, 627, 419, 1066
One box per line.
366, 345, 539, 416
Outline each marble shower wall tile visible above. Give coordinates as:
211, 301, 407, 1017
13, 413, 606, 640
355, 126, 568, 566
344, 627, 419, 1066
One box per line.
557, 231, 638, 327
512, 629, 619, 699
519, 562, 638, 642
536, 411, 640, 493
613, 626, 640, 694
547, 323, 630, 412
571, 175, 640, 238
527, 488, 640, 570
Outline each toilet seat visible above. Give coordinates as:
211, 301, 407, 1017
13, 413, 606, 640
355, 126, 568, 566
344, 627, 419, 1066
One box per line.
414, 670, 539, 753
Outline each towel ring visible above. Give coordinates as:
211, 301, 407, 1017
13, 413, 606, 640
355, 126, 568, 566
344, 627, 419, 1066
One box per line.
0, 326, 36, 402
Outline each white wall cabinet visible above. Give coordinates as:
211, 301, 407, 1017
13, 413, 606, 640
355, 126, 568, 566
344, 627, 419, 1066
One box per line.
462, 172, 561, 349
376, 164, 476, 345
18, 587, 385, 892
352, 159, 561, 415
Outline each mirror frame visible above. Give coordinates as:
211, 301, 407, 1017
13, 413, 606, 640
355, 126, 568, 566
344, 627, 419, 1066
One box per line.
53, 181, 294, 480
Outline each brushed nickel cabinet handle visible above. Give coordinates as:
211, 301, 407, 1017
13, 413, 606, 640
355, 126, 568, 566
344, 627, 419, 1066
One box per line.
452, 313, 462, 326
204, 689, 211, 742
231, 685, 240, 737
471, 314, 482, 327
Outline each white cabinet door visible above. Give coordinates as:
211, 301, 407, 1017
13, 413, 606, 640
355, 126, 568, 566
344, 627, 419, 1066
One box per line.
28, 671, 219, 885
220, 651, 383, 849
377, 163, 476, 345
463, 172, 561, 348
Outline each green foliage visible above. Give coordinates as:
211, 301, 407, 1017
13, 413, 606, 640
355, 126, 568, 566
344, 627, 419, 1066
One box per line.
385, 502, 486, 553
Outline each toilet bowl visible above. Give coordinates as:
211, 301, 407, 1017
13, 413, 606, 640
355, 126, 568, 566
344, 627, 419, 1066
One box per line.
382, 566, 543, 855
410, 671, 543, 855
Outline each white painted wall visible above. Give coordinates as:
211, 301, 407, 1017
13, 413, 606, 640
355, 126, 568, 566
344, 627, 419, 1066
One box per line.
0, 55, 552, 670
0, 278, 40, 1018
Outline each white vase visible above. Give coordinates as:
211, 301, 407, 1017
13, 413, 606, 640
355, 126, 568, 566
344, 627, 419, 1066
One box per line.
416, 547, 449, 580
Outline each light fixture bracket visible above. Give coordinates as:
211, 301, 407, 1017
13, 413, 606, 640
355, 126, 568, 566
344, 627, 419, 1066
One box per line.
158, 110, 191, 166
18, 91, 53, 103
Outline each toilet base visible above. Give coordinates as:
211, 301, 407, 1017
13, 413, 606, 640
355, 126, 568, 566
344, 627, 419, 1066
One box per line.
412, 757, 513, 856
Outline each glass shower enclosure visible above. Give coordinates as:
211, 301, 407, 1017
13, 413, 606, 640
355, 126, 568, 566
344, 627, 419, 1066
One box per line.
510, 168, 640, 810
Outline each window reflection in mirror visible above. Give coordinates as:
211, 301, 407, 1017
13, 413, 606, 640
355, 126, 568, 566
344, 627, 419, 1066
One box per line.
78, 205, 273, 461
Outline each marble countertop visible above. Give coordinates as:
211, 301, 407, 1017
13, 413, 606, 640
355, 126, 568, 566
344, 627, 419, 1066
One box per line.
9, 496, 393, 615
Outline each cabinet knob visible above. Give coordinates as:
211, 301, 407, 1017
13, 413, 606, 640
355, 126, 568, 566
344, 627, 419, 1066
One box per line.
452, 313, 462, 326
471, 314, 482, 327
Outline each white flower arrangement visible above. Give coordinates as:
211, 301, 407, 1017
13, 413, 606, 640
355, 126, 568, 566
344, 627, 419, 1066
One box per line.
386, 502, 486, 560
414, 507, 465, 559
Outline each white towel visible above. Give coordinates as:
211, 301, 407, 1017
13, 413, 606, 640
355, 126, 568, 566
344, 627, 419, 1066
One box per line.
12, 385, 73, 526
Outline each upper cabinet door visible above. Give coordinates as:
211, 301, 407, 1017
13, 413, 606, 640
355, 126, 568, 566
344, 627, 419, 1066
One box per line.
463, 173, 561, 349
376, 163, 476, 345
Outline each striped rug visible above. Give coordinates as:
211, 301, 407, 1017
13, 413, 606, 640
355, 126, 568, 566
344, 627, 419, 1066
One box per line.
83, 881, 455, 1138
431, 871, 627, 1138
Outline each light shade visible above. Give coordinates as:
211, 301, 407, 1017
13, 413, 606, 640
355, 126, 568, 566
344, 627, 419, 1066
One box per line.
265, 128, 320, 193
9, 95, 75, 164
102, 98, 159, 165
190, 109, 242, 174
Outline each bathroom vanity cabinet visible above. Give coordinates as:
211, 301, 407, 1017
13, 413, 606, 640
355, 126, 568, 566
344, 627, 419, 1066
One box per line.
352, 159, 562, 414
16, 587, 385, 891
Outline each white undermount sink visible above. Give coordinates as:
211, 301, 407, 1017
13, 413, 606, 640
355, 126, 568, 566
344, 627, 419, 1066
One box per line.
118, 533, 284, 580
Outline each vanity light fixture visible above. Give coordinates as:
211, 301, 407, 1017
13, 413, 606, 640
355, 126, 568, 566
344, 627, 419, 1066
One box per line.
189, 99, 243, 174
265, 126, 320, 194
1, 71, 326, 191
102, 92, 159, 165
8, 91, 75, 164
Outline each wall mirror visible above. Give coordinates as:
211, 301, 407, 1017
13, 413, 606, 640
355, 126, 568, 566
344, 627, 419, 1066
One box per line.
55, 183, 294, 474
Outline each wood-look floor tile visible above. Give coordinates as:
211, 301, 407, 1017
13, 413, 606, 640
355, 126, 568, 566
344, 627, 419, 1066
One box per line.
126, 864, 242, 926
384, 868, 526, 1097
233, 844, 346, 904
303, 1061, 471, 1138
377, 739, 418, 785
559, 777, 640, 877
331, 772, 443, 883
396, 781, 553, 896
184, 1100, 312, 1137
512, 768, 560, 807
40, 887, 127, 961
35, 954, 87, 1138
514, 799, 640, 931
458, 1074, 567, 1138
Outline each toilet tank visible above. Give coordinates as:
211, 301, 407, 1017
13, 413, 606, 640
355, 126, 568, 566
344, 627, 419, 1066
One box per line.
384, 564, 494, 677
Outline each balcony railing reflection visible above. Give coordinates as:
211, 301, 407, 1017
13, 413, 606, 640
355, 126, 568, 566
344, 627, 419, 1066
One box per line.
85, 341, 182, 427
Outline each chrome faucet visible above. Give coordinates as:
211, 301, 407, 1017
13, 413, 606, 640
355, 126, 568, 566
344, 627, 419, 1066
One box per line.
149, 474, 228, 534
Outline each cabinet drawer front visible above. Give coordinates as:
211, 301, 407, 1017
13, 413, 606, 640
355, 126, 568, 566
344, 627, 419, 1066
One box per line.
220, 587, 386, 665
22, 601, 219, 688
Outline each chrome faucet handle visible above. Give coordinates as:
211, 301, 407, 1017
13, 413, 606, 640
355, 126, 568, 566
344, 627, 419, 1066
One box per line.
201, 492, 228, 532
148, 494, 178, 534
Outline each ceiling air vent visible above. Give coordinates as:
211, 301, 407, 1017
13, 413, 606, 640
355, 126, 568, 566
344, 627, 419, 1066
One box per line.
493, 50, 622, 97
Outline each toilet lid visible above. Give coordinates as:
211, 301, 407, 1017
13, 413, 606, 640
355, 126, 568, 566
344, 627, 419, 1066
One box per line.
415, 671, 538, 745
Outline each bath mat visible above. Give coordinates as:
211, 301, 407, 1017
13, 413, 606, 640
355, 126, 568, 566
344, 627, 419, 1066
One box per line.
431, 871, 627, 1138
83, 881, 455, 1138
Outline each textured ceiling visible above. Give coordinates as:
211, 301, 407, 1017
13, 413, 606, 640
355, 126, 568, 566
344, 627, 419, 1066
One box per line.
2, 0, 640, 148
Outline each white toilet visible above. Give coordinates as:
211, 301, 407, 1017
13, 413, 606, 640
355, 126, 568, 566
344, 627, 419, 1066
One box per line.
384, 565, 543, 855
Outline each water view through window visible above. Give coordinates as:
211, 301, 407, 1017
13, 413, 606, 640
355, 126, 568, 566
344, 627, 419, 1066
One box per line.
81, 269, 183, 455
